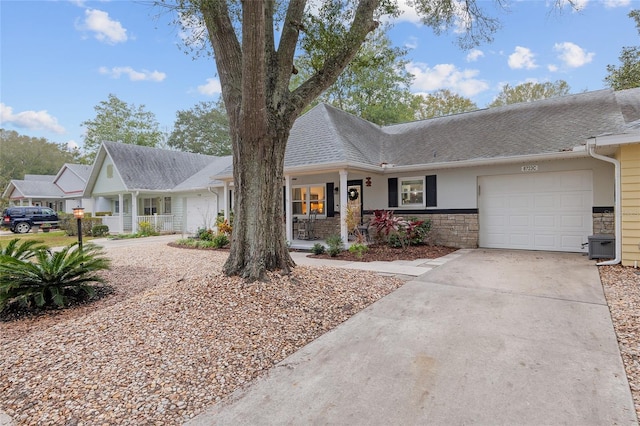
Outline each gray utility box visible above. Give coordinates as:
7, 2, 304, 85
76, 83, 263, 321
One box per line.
588, 234, 615, 259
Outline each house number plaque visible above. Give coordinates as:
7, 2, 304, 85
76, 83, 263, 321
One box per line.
521, 165, 538, 172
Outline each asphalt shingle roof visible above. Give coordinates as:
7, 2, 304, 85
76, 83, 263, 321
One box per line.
102, 141, 222, 191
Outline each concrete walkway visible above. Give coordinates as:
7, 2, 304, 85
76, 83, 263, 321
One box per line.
187, 249, 638, 426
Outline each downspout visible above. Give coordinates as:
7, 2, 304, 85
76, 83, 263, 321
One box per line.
207, 186, 219, 230
587, 138, 621, 265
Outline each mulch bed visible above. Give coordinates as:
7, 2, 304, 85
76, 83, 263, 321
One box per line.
310, 244, 458, 262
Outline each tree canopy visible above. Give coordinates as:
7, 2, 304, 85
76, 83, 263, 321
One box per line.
296, 25, 415, 125
0, 129, 81, 204
488, 80, 571, 107
81, 94, 163, 162
605, 10, 640, 90
167, 99, 232, 156
412, 89, 478, 119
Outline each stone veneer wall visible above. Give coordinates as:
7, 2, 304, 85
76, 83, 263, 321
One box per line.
593, 211, 615, 235
360, 212, 479, 249
310, 211, 610, 249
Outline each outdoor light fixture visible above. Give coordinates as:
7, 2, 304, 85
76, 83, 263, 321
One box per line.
73, 207, 85, 250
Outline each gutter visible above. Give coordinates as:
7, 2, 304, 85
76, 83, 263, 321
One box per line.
587, 137, 621, 266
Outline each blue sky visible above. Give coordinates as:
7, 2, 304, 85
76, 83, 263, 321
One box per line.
1, 0, 638, 153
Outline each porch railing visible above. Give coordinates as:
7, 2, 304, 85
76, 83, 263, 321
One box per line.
137, 214, 175, 232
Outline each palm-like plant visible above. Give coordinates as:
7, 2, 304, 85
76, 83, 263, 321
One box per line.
0, 241, 111, 310
0, 238, 48, 261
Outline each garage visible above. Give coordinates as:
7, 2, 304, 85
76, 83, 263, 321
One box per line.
478, 170, 593, 252
185, 195, 218, 234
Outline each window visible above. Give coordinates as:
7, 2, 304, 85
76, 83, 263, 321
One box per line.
401, 178, 424, 206
106, 164, 113, 179
395, 175, 437, 208
114, 199, 129, 214
164, 197, 171, 214
292, 185, 325, 216
143, 198, 158, 215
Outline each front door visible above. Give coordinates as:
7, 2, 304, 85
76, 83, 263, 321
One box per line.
347, 179, 363, 227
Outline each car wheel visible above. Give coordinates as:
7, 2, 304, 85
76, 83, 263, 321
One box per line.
14, 222, 31, 234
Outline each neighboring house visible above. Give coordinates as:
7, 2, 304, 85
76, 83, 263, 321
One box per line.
81, 141, 233, 235
2, 164, 93, 213
78, 88, 639, 266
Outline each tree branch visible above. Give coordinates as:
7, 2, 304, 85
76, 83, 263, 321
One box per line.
290, 0, 379, 113
199, 0, 242, 116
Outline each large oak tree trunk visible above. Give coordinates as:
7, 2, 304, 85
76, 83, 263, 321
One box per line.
223, 125, 295, 280
199, 0, 380, 281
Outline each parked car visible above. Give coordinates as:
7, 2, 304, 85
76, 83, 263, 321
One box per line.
1, 206, 59, 234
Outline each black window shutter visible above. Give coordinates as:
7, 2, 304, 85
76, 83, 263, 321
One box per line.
283, 186, 286, 216
426, 175, 437, 207
326, 183, 335, 217
388, 178, 398, 208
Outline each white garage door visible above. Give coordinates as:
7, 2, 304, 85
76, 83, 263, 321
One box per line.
479, 170, 592, 252
185, 195, 218, 234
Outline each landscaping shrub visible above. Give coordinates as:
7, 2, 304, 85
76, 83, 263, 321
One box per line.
348, 243, 368, 259
196, 227, 214, 241
137, 221, 159, 237
311, 243, 326, 255
0, 239, 47, 261
212, 233, 230, 248
326, 235, 344, 257
59, 213, 102, 237
91, 224, 109, 237
217, 219, 232, 236
370, 210, 433, 248
0, 240, 110, 311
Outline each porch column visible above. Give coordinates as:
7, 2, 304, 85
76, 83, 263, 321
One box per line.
285, 175, 292, 243
118, 193, 124, 233
223, 181, 229, 220
131, 193, 138, 234
339, 170, 349, 245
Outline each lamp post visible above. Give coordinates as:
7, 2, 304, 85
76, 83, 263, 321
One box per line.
73, 207, 85, 251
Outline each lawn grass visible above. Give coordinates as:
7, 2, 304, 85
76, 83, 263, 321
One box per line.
0, 230, 96, 248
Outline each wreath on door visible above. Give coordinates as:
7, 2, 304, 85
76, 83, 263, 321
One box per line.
348, 188, 359, 201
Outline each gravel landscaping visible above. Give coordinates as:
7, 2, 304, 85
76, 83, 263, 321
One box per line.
0, 243, 404, 425
599, 264, 640, 419
2, 241, 639, 424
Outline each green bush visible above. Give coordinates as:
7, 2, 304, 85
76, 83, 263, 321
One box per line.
196, 227, 214, 241
0, 240, 110, 311
0, 239, 47, 261
58, 213, 102, 237
311, 243, 326, 255
212, 233, 230, 248
348, 243, 369, 259
91, 225, 109, 237
137, 221, 159, 237
326, 235, 344, 257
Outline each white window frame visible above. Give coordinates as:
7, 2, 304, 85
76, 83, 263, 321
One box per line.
400, 177, 425, 208
292, 184, 326, 218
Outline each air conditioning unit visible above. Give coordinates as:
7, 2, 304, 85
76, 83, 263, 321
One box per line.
588, 234, 615, 260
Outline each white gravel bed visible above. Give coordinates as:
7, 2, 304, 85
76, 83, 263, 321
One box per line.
599, 265, 640, 420
0, 244, 404, 425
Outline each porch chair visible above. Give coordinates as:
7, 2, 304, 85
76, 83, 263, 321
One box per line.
297, 220, 309, 240
308, 210, 318, 240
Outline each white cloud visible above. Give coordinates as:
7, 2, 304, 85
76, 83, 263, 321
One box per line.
197, 78, 222, 96
392, 0, 422, 25
66, 140, 79, 150
554, 42, 594, 68
0, 103, 65, 134
99, 66, 166, 82
547, 64, 559, 72
405, 36, 418, 50
406, 62, 489, 97
604, 0, 631, 7
508, 46, 537, 70
466, 49, 484, 62
77, 9, 127, 44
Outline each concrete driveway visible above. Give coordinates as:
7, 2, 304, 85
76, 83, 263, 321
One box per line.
187, 249, 638, 426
